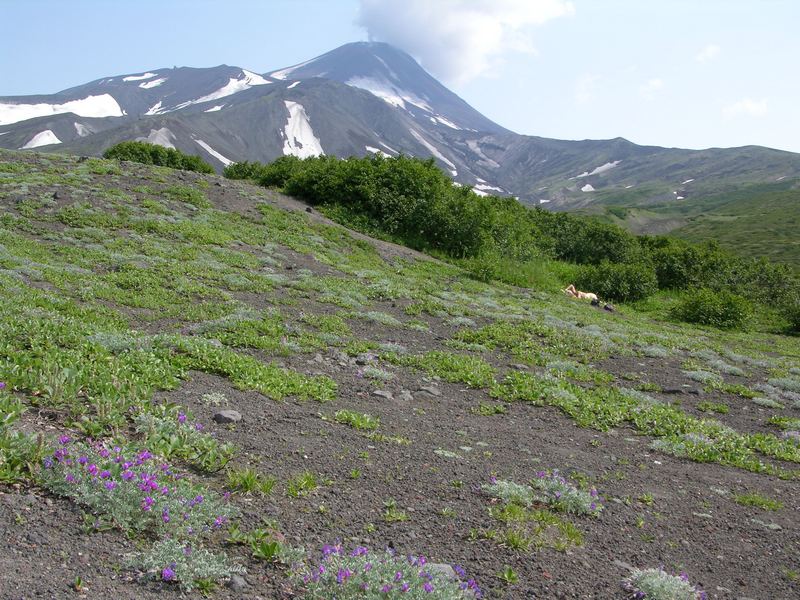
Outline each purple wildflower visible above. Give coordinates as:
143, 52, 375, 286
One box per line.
194, 423, 203, 432
65, 473, 76, 483
121, 470, 134, 481
0, 382, 6, 389
162, 508, 170, 523
58, 435, 71, 445
424, 582, 434, 593
87, 464, 98, 476
395, 571, 403, 582
381, 584, 392, 593
401, 583, 410, 593
453, 564, 467, 578
78, 456, 88, 465
162, 567, 175, 581
43, 457, 53, 469
141, 496, 155, 511
104, 480, 117, 491
350, 546, 368, 557
99, 470, 111, 479
177, 413, 187, 424
336, 568, 352, 584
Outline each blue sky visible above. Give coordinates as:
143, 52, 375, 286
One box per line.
2, 0, 798, 152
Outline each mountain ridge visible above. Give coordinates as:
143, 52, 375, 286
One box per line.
1, 41, 798, 213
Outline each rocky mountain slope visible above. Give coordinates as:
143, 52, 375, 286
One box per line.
1, 42, 799, 210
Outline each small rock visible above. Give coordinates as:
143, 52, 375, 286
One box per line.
373, 390, 393, 400
613, 559, 635, 572
509, 363, 528, 371
213, 410, 242, 424
428, 563, 457, 579
313, 353, 324, 363
214, 181, 223, 187
226, 574, 248, 592
662, 387, 686, 395
416, 385, 441, 397
305, 207, 313, 213
693, 512, 713, 519
355, 354, 373, 366
52, 191, 62, 200
397, 390, 414, 402
603, 303, 616, 312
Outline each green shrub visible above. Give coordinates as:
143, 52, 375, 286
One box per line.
783, 298, 800, 334
670, 288, 753, 329
574, 260, 657, 302
103, 141, 214, 174
222, 160, 269, 180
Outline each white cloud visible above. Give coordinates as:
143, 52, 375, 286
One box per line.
723, 97, 768, 118
639, 78, 664, 100
695, 43, 721, 63
356, 0, 575, 84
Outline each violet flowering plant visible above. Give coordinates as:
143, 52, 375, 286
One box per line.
482, 470, 602, 516
294, 544, 481, 599
39, 437, 236, 539
622, 567, 706, 600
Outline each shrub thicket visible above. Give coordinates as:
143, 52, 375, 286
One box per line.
103, 141, 214, 174
575, 260, 658, 302
224, 154, 798, 314
670, 288, 753, 329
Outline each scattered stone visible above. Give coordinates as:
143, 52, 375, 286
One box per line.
509, 363, 528, 370
693, 512, 713, 519
397, 390, 414, 402
428, 563, 457, 579
355, 354, 373, 366
305, 207, 313, 213
603, 303, 616, 312
373, 390, 393, 400
613, 559, 635, 572
226, 574, 247, 592
213, 181, 223, 187
416, 385, 441, 398
313, 353, 324, 363
52, 191, 62, 200
662, 387, 686, 395
213, 410, 242, 424
207, 339, 223, 348
77, 156, 88, 162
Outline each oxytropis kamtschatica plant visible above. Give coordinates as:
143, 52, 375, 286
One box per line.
293, 543, 482, 598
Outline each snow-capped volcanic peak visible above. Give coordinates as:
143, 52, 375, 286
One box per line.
0, 94, 125, 126
282, 101, 323, 159
21, 130, 62, 149
123, 72, 158, 82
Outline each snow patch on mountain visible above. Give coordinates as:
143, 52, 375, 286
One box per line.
287, 81, 301, 89
21, 130, 62, 149
123, 72, 157, 82
346, 76, 432, 112
194, 139, 233, 166
581, 184, 595, 192
270, 58, 316, 80
431, 115, 461, 130
474, 183, 504, 193
576, 160, 620, 178
0, 94, 124, 126
681, 178, 695, 184
366, 146, 391, 157
139, 78, 167, 89
171, 70, 271, 111
145, 101, 163, 116
467, 140, 500, 168
138, 127, 176, 149
282, 101, 323, 159
74, 122, 93, 137
204, 105, 224, 113
409, 129, 455, 171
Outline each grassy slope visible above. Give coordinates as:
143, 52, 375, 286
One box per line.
0, 149, 799, 598
583, 181, 800, 268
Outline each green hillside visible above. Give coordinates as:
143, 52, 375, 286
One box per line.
0, 149, 798, 599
